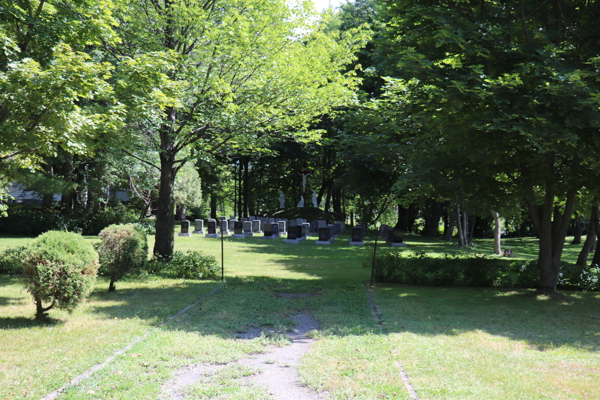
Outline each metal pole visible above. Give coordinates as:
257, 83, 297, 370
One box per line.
221, 221, 224, 281
370, 227, 379, 287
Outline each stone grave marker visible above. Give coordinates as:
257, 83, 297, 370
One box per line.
193, 219, 204, 234
243, 221, 253, 236
220, 220, 229, 236
232, 221, 245, 238
316, 227, 332, 245
179, 220, 192, 236
252, 219, 262, 234
278, 221, 287, 235
390, 229, 406, 247
263, 222, 272, 238
302, 222, 310, 237
271, 222, 280, 238
206, 219, 218, 238
349, 226, 364, 246
284, 225, 303, 244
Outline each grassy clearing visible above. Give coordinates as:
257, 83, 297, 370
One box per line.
0, 232, 598, 399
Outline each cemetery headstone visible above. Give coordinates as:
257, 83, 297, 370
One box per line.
232, 221, 245, 238
284, 224, 303, 244
206, 219, 218, 238
271, 222, 280, 238
278, 221, 287, 234
252, 219, 262, 234
220, 220, 229, 236
316, 227, 332, 245
193, 219, 204, 234
349, 226, 365, 246
243, 221, 253, 236
263, 222, 272, 238
179, 220, 192, 236
390, 229, 406, 247
302, 222, 310, 238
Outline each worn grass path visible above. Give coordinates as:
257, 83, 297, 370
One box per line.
0, 233, 598, 399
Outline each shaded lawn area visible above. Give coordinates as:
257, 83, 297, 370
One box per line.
0, 233, 598, 399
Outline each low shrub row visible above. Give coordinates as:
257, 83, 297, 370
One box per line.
0, 204, 138, 236
147, 250, 219, 280
368, 251, 599, 291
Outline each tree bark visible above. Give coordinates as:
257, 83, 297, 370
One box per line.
491, 209, 501, 254
108, 277, 116, 292
571, 214, 585, 244
527, 181, 578, 292
456, 205, 466, 246
210, 187, 217, 219
243, 156, 249, 217
153, 118, 178, 258
423, 199, 444, 237
175, 204, 185, 221
35, 297, 55, 320
576, 216, 596, 266
444, 208, 455, 241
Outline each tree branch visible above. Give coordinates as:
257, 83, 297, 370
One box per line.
122, 149, 161, 172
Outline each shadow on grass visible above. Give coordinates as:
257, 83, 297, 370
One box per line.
82, 270, 600, 353
0, 316, 65, 329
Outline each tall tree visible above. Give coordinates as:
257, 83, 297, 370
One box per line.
376, 0, 600, 292
110, 0, 368, 256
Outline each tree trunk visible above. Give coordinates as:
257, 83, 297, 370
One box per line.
210, 187, 217, 219
139, 189, 152, 221
237, 160, 242, 218
491, 209, 501, 254
108, 277, 116, 292
527, 181, 578, 292
243, 157, 249, 217
576, 219, 596, 266
35, 297, 54, 320
42, 163, 54, 209
444, 208, 455, 241
60, 156, 74, 215
332, 186, 342, 213
153, 121, 178, 257
571, 215, 585, 244
591, 200, 600, 266
175, 204, 185, 221
324, 180, 332, 211
423, 199, 444, 237
468, 214, 476, 245
456, 205, 466, 246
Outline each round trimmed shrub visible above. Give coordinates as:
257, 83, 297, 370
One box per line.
22, 231, 99, 319
97, 223, 148, 292
0, 245, 28, 275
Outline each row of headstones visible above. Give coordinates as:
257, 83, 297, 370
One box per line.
378, 224, 406, 247
179, 217, 349, 245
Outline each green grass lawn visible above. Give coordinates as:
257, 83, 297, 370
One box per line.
0, 232, 598, 399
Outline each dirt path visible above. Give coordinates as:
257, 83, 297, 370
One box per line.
161, 312, 325, 400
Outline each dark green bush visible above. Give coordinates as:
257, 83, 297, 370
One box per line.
0, 246, 28, 275
0, 203, 138, 236
97, 224, 148, 292
148, 250, 218, 280
369, 251, 599, 291
135, 218, 156, 235
22, 231, 99, 319
0, 205, 68, 236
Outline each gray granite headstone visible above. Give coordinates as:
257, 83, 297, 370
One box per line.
193, 219, 204, 234
179, 220, 192, 236
220, 220, 229, 236
278, 221, 286, 234
252, 219, 261, 233
243, 221, 253, 236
